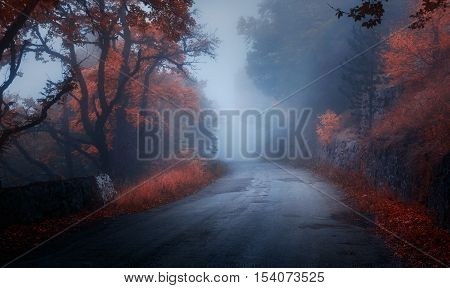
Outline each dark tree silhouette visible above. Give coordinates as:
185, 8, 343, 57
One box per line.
0, 0, 74, 150
26, 0, 217, 175
332, 0, 448, 29
339, 26, 382, 132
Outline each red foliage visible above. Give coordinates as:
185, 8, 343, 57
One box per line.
0, 160, 221, 266
316, 110, 342, 145
0, 0, 59, 28
374, 2, 450, 148
315, 163, 450, 267
69, 48, 200, 151
371, 2, 450, 198
99, 160, 215, 215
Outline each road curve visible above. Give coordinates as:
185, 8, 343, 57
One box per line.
11, 160, 398, 267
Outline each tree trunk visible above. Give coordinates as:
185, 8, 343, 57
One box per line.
62, 97, 74, 178
0, 0, 40, 61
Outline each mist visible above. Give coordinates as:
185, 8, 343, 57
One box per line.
1, 0, 448, 270
193, 0, 274, 110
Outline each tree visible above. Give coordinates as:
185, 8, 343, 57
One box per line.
332, 0, 448, 29
238, 0, 352, 113
382, 9, 448, 83
368, 6, 449, 202
316, 110, 342, 145
0, 0, 42, 60
0, 77, 74, 149
373, 5, 449, 139
0, 0, 74, 150
27, 0, 217, 175
340, 26, 383, 133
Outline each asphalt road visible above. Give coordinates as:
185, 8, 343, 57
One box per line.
11, 160, 398, 267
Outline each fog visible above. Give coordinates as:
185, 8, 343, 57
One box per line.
1, 0, 412, 167
192, 0, 408, 160
193, 0, 273, 159
193, 0, 274, 110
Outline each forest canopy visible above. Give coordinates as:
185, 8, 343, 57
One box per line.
0, 0, 217, 185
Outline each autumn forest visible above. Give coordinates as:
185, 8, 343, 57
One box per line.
0, 0, 449, 270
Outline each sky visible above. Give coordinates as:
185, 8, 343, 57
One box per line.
4, 52, 64, 100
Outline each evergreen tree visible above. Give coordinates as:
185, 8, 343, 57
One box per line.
340, 26, 383, 134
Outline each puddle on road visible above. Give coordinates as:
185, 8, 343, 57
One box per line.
210, 178, 253, 194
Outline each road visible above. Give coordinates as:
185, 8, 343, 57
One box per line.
11, 160, 398, 267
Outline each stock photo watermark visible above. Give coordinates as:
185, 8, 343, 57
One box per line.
137, 108, 312, 161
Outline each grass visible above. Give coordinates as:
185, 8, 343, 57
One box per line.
0, 159, 224, 266
97, 160, 223, 216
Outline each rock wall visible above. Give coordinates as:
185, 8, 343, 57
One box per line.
0, 175, 117, 228
319, 136, 360, 170
319, 136, 449, 228
364, 140, 415, 201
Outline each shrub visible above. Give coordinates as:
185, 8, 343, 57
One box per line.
316, 110, 342, 145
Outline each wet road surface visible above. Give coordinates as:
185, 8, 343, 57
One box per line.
11, 160, 398, 267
